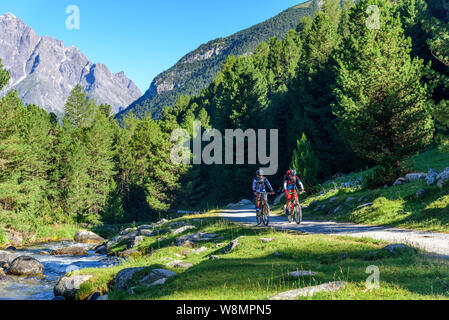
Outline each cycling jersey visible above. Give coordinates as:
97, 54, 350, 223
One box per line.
252, 176, 274, 193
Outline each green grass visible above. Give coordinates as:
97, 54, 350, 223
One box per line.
76, 214, 449, 300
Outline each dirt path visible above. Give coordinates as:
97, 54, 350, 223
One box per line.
219, 206, 449, 258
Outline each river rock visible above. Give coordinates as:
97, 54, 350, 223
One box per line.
405, 173, 427, 182
51, 246, 89, 256
270, 281, 346, 300
139, 268, 176, 287
114, 267, 146, 291
54, 275, 93, 300
74, 230, 104, 244
7, 256, 44, 276
0, 250, 17, 266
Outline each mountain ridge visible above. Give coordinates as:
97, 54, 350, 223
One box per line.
116, 0, 317, 120
0, 12, 141, 115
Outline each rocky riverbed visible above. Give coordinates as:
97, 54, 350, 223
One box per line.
0, 241, 118, 300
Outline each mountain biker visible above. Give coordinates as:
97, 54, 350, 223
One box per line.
252, 169, 274, 215
283, 169, 305, 216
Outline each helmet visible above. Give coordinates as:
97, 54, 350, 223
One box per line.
257, 169, 264, 176
290, 169, 297, 177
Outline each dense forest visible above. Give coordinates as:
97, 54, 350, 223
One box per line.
0, 0, 448, 233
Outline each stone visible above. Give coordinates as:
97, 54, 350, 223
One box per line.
118, 249, 141, 258
177, 240, 196, 248
270, 281, 346, 300
139, 229, 154, 237
96, 295, 108, 300
51, 246, 89, 256
259, 238, 274, 243
7, 256, 44, 276
119, 228, 137, 236
191, 246, 208, 255
405, 173, 427, 182
416, 188, 427, 199
357, 203, 373, 209
329, 197, 338, 203
239, 199, 253, 205
114, 267, 146, 291
222, 237, 243, 254
138, 225, 154, 231
172, 225, 196, 236
94, 244, 107, 255
127, 235, 144, 249
345, 197, 355, 203
209, 255, 220, 261
4, 229, 22, 244
393, 177, 407, 186
6, 246, 16, 251
138, 269, 176, 287
288, 270, 317, 277
426, 168, 439, 185
40, 251, 51, 255
333, 206, 342, 214
54, 275, 93, 300
0, 250, 17, 265
383, 244, 414, 253
436, 170, 449, 189
166, 260, 193, 269
74, 230, 104, 244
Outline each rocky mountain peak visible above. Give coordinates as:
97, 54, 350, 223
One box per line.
0, 13, 141, 115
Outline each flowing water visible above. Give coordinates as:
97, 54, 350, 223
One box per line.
0, 241, 118, 300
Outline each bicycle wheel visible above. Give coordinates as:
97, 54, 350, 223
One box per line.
294, 203, 302, 225
256, 206, 262, 225
262, 203, 270, 226
287, 205, 293, 223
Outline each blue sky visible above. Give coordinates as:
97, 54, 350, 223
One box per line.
0, 0, 305, 92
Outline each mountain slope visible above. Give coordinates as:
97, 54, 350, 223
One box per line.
117, 1, 317, 120
0, 13, 141, 115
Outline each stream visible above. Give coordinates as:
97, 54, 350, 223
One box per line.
0, 241, 118, 300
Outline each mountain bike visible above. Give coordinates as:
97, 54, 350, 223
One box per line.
286, 190, 304, 224
255, 191, 274, 226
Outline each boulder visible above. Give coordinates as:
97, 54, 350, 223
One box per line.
288, 270, 317, 277
74, 230, 104, 244
393, 177, 407, 186
119, 228, 136, 236
4, 229, 23, 245
138, 224, 154, 231
166, 260, 193, 269
51, 246, 89, 256
127, 235, 144, 249
0, 250, 17, 265
118, 249, 141, 258
405, 173, 427, 182
114, 267, 146, 291
222, 237, 243, 254
259, 238, 274, 243
436, 169, 449, 189
270, 281, 346, 300
7, 256, 44, 276
209, 255, 220, 261
416, 188, 427, 199
138, 268, 176, 287
426, 168, 439, 185
94, 244, 107, 255
191, 246, 208, 255
139, 229, 154, 237
54, 275, 93, 300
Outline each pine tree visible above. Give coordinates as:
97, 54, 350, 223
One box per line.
291, 133, 320, 187
333, 0, 434, 180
